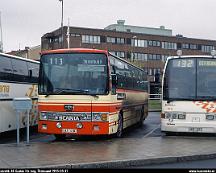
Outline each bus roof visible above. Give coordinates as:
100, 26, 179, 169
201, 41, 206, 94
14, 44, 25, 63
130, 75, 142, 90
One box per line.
0, 52, 40, 64
167, 55, 214, 61
41, 48, 108, 56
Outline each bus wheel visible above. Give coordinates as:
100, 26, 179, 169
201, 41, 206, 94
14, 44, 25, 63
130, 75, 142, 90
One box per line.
164, 132, 175, 136
138, 107, 145, 127
54, 134, 66, 141
116, 113, 123, 138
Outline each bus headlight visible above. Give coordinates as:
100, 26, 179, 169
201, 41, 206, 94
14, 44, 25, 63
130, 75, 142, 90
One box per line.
101, 113, 108, 121
165, 112, 171, 119
56, 122, 62, 129
206, 114, 215, 120
172, 113, 178, 119
178, 113, 186, 119
80, 113, 88, 121
40, 112, 48, 120
164, 112, 186, 119
92, 113, 108, 121
76, 123, 83, 129
93, 113, 101, 121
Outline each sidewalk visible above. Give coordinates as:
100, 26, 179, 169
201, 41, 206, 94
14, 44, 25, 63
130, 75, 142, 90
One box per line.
1, 135, 216, 168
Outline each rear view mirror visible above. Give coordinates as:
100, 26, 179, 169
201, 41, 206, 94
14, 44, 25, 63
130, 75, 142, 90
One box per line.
111, 74, 118, 86
28, 69, 32, 78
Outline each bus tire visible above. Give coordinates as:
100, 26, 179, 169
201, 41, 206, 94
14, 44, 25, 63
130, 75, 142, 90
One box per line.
138, 107, 145, 127
116, 112, 123, 138
54, 134, 66, 141
164, 132, 175, 136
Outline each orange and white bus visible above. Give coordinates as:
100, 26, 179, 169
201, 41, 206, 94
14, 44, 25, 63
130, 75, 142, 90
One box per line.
38, 48, 148, 139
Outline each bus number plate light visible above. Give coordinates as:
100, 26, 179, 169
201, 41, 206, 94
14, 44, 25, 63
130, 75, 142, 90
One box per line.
62, 129, 77, 133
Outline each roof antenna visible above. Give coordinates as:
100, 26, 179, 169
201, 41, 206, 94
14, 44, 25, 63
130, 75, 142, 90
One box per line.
66, 18, 70, 49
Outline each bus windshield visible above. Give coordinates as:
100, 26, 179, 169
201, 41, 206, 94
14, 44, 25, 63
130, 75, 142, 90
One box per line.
163, 58, 216, 101
39, 53, 108, 95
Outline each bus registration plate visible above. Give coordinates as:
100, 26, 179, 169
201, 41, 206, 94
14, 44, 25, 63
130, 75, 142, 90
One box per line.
188, 127, 202, 132
62, 129, 77, 133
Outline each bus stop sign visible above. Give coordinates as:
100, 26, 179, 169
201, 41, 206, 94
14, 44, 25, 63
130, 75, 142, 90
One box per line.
13, 97, 32, 145
13, 97, 32, 110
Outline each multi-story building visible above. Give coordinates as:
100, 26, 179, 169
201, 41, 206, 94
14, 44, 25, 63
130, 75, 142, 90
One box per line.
41, 20, 216, 86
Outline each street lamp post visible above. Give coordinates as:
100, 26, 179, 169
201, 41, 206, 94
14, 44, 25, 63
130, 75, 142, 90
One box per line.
59, 0, 64, 48
131, 36, 137, 62
0, 11, 3, 52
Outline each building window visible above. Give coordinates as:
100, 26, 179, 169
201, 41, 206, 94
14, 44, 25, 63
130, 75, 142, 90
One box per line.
201, 45, 214, 53
110, 51, 125, 58
148, 40, 161, 47
182, 43, 189, 49
107, 37, 116, 43
70, 33, 81, 37
116, 37, 125, 44
107, 37, 125, 44
147, 68, 161, 76
148, 54, 161, 60
133, 53, 148, 61
190, 44, 198, 50
82, 35, 100, 44
148, 69, 152, 75
162, 42, 177, 50
162, 55, 169, 62
132, 39, 148, 47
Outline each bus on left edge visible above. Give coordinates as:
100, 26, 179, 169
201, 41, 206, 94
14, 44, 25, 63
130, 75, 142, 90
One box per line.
0, 52, 39, 133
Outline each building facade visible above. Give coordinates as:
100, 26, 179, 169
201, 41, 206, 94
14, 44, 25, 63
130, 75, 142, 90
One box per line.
41, 21, 216, 83
7, 45, 41, 60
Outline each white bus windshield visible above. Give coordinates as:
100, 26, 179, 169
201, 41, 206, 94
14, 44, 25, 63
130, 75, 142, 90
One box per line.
39, 53, 108, 95
163, 58, 216, 101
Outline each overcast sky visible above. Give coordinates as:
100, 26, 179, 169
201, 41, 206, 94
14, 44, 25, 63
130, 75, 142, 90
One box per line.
1, 0, 216, 52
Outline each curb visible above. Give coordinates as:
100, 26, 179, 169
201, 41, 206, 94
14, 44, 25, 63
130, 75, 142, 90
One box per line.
149, 109, 161, 112
36, 153, 216, 169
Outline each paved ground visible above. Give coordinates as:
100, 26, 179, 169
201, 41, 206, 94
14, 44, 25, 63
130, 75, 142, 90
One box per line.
1, 134, 216, 168
134, 158, 216, 168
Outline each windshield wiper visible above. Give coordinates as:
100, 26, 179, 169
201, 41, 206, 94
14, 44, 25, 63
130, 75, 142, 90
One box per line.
55, 88, 89, 95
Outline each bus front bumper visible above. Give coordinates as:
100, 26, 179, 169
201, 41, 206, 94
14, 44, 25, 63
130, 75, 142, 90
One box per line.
38, 121, 109, 135
161, 119, 216, 133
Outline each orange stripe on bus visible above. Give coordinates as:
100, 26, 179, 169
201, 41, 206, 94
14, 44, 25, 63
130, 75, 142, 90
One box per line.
38, 104, 120, 112
38, 102, 122, 105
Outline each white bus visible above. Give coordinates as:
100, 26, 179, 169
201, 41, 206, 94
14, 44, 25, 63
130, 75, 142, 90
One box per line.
161, 53, 216, 134
0, 53, 39, 133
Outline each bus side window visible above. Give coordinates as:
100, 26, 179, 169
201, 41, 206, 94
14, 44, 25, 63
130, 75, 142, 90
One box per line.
0, 55, 13, 81
111, 65, 117, 95
27, 62, 39, 83
11, 59, 28, 83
